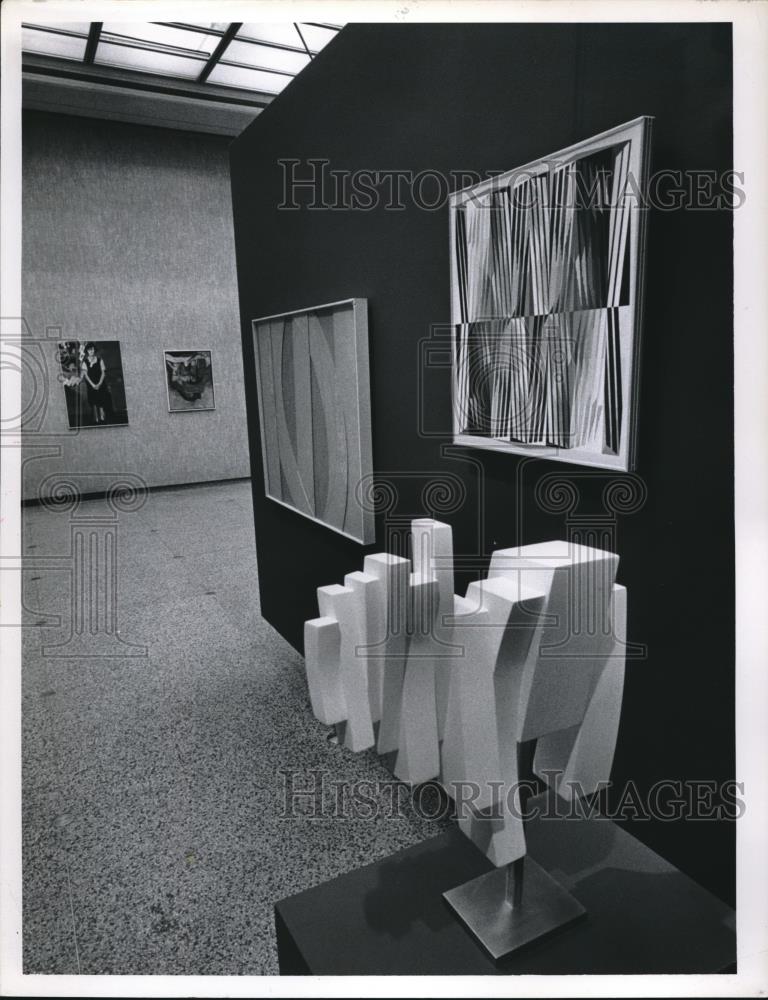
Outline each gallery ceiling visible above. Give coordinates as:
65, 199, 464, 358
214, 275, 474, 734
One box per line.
21, 21, 345, 136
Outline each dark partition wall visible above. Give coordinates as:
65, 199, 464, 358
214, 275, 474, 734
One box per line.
229, 23, 734, 904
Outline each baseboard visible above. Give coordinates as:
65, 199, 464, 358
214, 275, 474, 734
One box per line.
21, 476, 252, 507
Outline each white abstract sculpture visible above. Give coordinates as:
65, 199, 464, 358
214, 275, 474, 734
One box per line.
312, 581, 374, 751
533, 584, 627, 800
303, 520, 629, 959
487, 540, 624, 798
411, 518, 455, 739
362, 553, 409, 754
444, 574, 547, 867
303, 615, 344, 726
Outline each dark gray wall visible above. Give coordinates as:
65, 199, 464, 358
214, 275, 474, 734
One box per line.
22, 110, 249, 500
230, 24, 734, 904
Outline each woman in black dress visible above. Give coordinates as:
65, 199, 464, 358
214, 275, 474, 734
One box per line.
81, 342, 110, 425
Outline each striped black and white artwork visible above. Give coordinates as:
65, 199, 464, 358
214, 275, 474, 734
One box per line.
252, 299, 374, 544
450, 117, 652, 470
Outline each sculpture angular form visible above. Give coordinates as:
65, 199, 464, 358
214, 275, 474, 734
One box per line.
362, 553, 410, 755
411, 518, 456, 738
304, 523, 629, 960
316, 582, 374, 752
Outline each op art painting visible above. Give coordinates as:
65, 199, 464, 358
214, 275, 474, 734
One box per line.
164, 350, 215, 411
450, 117, 652, 471
251, 298, 374, 544
57, 340, 129, 429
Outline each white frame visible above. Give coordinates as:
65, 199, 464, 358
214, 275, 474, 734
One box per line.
251, 297, 374, 544
449, 116, 653, 472
163, 348, 216, 413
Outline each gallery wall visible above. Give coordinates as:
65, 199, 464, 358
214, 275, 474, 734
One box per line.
230, 24, 734, 903
22, 110, 249, 500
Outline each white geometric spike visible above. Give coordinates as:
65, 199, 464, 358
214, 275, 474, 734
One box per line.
453, 576, 535, 871
534, 584, 627, 799
345, 569, 384, 723
363, 553, 410, 754
489, 577, 548, 788
317, 583, 347, 619
441, 581, 498, 811
304, 616, 345, 725
457, 791, 527, 869
444, 575, 545, 830
394, 573, 441, 785
320, 581, 375, 753
411, 518, 455, 738
439, 592, 475, 794
489, 540, 619, 740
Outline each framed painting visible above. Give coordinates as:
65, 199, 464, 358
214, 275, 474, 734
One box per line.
450, 116, 653, 471
56, 340, 129, 429
251, 298, 374, 544
164, 350, 215, 412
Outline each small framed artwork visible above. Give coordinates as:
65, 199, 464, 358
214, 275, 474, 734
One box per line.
164, 350, 215, 412
449, 116, 653, 471
56, 340, 129, 429
251, 298, 374, 544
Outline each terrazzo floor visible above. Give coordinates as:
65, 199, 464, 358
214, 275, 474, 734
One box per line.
21, 479, 451, 975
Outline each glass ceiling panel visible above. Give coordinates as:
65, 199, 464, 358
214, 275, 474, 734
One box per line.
225, 40, 309, 75
297, 24, 341, 52
165, 22, 231, 35
94, 42, 204, 80
22, 26, 87, 61
237, 23, 313, 50
101, 22, 220, 56
207, 62, 292, 94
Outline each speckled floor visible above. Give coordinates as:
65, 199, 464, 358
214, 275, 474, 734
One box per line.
21, 479, 451, 974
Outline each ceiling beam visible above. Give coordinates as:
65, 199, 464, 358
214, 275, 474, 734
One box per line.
197, 22, 241, 84
23, 53, 273, 109
22, 24, 88, 38
293, 24, 313, 60
23, 72, 261, 137
83, 22, 102, 65
217, 57, 293, 78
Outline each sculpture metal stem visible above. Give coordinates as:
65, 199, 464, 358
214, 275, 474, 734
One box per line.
505, 857, 525, 911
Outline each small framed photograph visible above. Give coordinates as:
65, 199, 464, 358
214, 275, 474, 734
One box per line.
56, 340, 129, 429
164, 350, 215, 412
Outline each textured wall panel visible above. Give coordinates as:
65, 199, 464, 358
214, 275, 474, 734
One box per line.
22, 110, 249, 499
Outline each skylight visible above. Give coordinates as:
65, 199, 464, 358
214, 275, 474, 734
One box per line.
22, 21, 344, 98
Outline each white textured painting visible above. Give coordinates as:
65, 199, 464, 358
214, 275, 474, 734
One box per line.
450, 117, 652, 471
252, 298, 374, 544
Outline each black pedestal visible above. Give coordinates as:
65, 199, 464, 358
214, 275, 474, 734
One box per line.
274, 795, 735, 975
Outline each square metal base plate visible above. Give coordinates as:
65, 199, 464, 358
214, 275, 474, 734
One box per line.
443, 857, 586, 961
